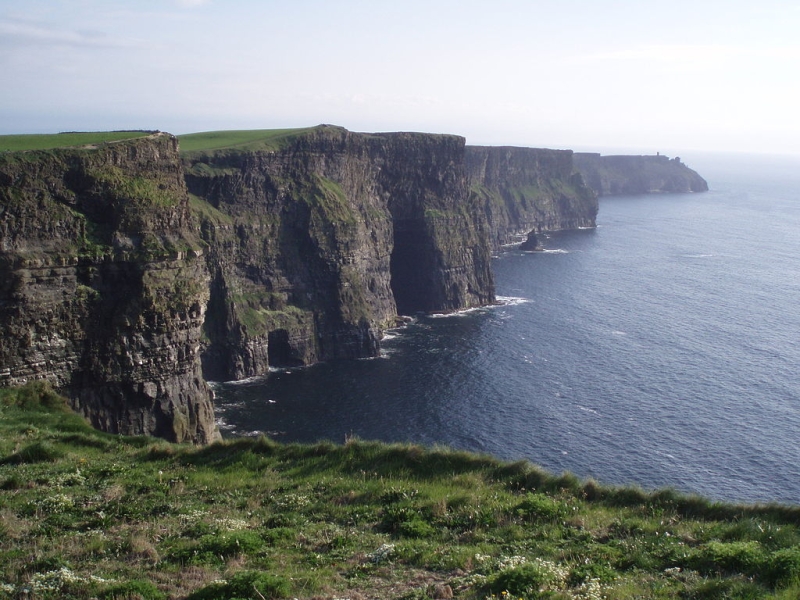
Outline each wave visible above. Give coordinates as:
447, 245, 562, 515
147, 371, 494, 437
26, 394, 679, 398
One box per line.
429, 305, 488, 318
214, 400, 248, 411
231, 376, 268, 384
495, 295, 531, 306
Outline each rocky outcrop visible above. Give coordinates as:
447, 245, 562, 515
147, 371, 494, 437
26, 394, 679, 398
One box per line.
465, 146, 598, 246
183, 126, 494, 381
0, 134, 217, 443
574, 153, 708, 196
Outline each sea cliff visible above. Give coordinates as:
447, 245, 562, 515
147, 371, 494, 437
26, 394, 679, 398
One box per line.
183, 126, 494, 381
0, 133, 217, 443
465, 146, 598, 246
574, 152, 708, 196
0, 127, 704, 442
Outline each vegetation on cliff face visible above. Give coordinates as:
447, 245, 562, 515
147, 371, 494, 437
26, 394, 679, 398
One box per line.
0, 134, 217, 445
464, 147, 598, 247
182, 126, 493, 381
1, 127, 708, 446
1, 383, 799, 600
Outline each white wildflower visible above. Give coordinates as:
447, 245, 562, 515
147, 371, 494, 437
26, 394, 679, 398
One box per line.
367, 543, 396, 564
26, 567, 115, 594
179, 509, 208, 524
36, 493, 74, 512
497, 555, 528, 571
54, 469, 86, 488
574, 577, 605, 600
275, 493, 311, 509
215, 517, 249, 531
530, 557, 569, 587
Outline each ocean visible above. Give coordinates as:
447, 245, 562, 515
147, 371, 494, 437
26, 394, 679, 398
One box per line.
212, 152, 800, 505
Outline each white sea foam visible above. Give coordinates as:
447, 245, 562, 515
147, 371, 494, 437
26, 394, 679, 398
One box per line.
495, 295, 531, 306
215, 417, 236, 431
242, 430, 265, 437
429, 296, 529, 317
215, 400, 247, 411
429, 305, 486, 318
226, 374, 269, 385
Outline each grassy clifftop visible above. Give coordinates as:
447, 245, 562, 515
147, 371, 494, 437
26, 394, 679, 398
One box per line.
0, 131, 154, 152
1, 383, 799, 600
178, 127, 326, 156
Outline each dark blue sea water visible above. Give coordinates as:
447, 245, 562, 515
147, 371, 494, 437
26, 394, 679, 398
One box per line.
213, 152, 800, 505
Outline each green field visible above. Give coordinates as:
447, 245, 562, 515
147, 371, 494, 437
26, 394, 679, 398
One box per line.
178, 127, 322, 155
2, 382, 800, 599
0, 131, 153, 152
0, 127, 328, 154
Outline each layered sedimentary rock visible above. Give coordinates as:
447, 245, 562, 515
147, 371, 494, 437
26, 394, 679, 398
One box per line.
574, 153, 708, 196
1, 125, 704, 443
184, 126, 494, 381
0, 134, 217, 443
465, 146, 598, 246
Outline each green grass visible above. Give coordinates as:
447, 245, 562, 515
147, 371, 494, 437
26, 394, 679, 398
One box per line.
178, 127, 322, 155
2, 382, 800, 599
0, 131, 153, 152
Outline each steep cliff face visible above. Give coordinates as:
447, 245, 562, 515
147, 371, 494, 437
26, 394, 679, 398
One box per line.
465, 146, 598, 246
373, 133, 494, 315
574, 153, 709, 196
183, 126, 494, 381
1, 126, 710, 444
0, 134, 217, 443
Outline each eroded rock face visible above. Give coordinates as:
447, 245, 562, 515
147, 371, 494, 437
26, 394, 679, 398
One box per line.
465, 146, 598, 246
1, 127, 704, 443
573, 153, 709, 196
0, 134, 218, 444
185, 127, 494, 380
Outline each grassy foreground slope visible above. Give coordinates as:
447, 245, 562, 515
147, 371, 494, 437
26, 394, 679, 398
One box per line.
1, 384, 799, 600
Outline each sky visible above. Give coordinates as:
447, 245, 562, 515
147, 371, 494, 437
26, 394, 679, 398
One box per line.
2, 0, 799, 156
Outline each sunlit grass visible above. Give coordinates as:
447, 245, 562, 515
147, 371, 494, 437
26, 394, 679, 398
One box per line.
178, 127, 321, 154
1, 382, 800, 599
0, 131, 152, 152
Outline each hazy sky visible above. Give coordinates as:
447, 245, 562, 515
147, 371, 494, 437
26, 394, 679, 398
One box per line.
2, 0, 799, 155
